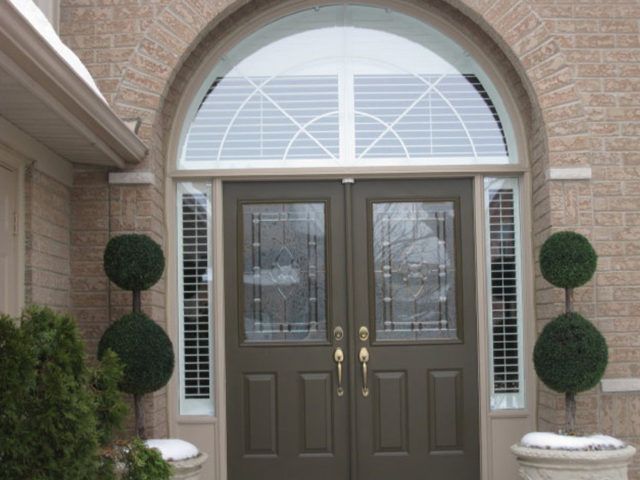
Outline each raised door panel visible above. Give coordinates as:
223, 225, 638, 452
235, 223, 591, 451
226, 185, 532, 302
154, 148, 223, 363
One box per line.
243, 374, 278, 455
428, 369, 463, 453
300, 373, 333, 454
373, 371, 408, 454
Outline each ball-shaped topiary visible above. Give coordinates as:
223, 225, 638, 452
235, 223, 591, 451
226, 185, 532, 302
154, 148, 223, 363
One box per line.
534, 312, 608, 394
98, 312, 174, 395
540, 231, 597, 289
103, 234, 165, 292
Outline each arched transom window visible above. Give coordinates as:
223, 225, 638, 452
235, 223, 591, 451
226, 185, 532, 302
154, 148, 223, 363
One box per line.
179, 4, 517, 168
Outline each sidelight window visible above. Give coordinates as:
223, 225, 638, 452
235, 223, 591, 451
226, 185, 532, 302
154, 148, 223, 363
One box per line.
178, 4, 517, 170
177, 182, 215, 415
485, 177, 524, 410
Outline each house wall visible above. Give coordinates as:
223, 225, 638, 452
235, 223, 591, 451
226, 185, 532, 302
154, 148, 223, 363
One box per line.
57, 0, 640, 477
24, 167, 72, 312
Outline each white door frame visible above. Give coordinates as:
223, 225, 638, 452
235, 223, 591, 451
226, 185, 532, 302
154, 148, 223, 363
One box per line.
0, 145, 26, 317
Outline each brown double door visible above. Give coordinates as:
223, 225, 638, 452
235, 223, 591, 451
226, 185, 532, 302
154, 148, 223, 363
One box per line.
224, 179, 479, 480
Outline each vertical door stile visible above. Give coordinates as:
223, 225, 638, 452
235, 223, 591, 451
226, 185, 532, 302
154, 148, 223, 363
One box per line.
342, 178, 357, 480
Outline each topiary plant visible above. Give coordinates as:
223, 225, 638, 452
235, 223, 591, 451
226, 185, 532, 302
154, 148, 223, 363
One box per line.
534, 231, 607, 434
100, 234, 174, 438
104, 234, 165, 313
98, 313, 174, 396
540, 231, 597, 309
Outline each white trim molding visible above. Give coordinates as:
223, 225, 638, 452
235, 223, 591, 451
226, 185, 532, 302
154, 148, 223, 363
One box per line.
601, 378, 640, 393
108, 172, 155, 185
547, 167, 592, 180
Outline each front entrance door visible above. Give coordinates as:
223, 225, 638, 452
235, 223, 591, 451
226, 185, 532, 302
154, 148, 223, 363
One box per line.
225, 179, 478, 480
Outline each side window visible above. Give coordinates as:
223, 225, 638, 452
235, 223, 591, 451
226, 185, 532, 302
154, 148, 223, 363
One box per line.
485, 177, 524, 410
177, 182, 214, 415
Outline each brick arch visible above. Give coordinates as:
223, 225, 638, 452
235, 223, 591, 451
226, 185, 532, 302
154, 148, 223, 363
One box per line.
104, 0, 590, 437
110, 0, 589, 175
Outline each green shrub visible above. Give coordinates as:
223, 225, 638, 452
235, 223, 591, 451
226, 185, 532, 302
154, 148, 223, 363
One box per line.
98, 312, 174, 396
0, 307, 127, 480
540, 231, 597, 289
122, 438, 172, 480
92, 349, 128, 446
103, 234, 165, 292
534, 312, 608, 394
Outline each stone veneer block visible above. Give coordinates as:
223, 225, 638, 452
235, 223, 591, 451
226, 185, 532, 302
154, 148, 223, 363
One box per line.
602, 378, 640, 394
547, 167, 592, 180
108, 172, 155, 185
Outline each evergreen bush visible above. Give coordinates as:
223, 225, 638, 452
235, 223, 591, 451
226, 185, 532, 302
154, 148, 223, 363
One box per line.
121, 438, 172, 480
533, 231, 607, 434
98, 312, 174, 396
0, 307, 127, 480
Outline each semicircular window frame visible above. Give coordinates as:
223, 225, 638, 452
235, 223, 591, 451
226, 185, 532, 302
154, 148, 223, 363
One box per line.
178, 4, 518, 170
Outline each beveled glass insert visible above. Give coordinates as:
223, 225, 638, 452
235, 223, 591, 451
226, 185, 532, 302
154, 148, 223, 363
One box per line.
242, 202, 327, 342
372, 202, 457, 341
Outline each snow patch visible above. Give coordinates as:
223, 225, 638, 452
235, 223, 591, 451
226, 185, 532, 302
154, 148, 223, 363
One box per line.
8, 0, 106, 102
521, 432, 626, 451
145, 439, 200, 462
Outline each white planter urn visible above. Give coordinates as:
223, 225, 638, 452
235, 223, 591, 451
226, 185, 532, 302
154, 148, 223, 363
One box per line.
169, 452, 208, 480
511, 444, 636, 480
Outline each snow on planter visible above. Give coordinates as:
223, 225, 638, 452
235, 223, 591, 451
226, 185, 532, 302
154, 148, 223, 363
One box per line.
8, 0, 106, 102
145, 439, 200, 462
521, 432, 626, 451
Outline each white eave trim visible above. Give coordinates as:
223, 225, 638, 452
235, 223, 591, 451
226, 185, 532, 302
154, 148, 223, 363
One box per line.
0, 1, 147, 167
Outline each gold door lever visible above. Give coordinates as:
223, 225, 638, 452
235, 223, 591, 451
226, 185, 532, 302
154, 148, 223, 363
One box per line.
359, 347, 369, 397
334, 347, 344, 397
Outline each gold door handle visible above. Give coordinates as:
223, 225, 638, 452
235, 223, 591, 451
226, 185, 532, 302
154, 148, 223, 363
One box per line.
334, 347, 344, 397
359, 347, 370, 397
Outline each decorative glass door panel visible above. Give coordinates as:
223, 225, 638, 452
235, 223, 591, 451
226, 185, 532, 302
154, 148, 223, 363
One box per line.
241, 202, 327, 343
371, 201, 458, 341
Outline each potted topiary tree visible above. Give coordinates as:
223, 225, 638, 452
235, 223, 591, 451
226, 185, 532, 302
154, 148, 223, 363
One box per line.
99, 234, 173, 439
98, 234, 208, 480
511, 231, 635, 479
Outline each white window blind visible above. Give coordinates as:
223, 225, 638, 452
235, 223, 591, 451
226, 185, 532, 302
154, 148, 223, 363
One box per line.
177, 182, 214, 416
353, 74, 508, 160
485, 177, 524, 410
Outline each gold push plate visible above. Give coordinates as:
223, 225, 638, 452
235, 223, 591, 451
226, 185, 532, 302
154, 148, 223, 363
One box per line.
333, 326, 344, 341
358, 326, 369, 341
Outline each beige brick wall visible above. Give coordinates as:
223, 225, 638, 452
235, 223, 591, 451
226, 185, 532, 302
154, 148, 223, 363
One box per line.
24, 167, 71, 312
69, 167, 168, 437
58, 0, 640, 471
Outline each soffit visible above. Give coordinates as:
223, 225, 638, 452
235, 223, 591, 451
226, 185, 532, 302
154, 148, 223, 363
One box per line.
0, 1, 147, 168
